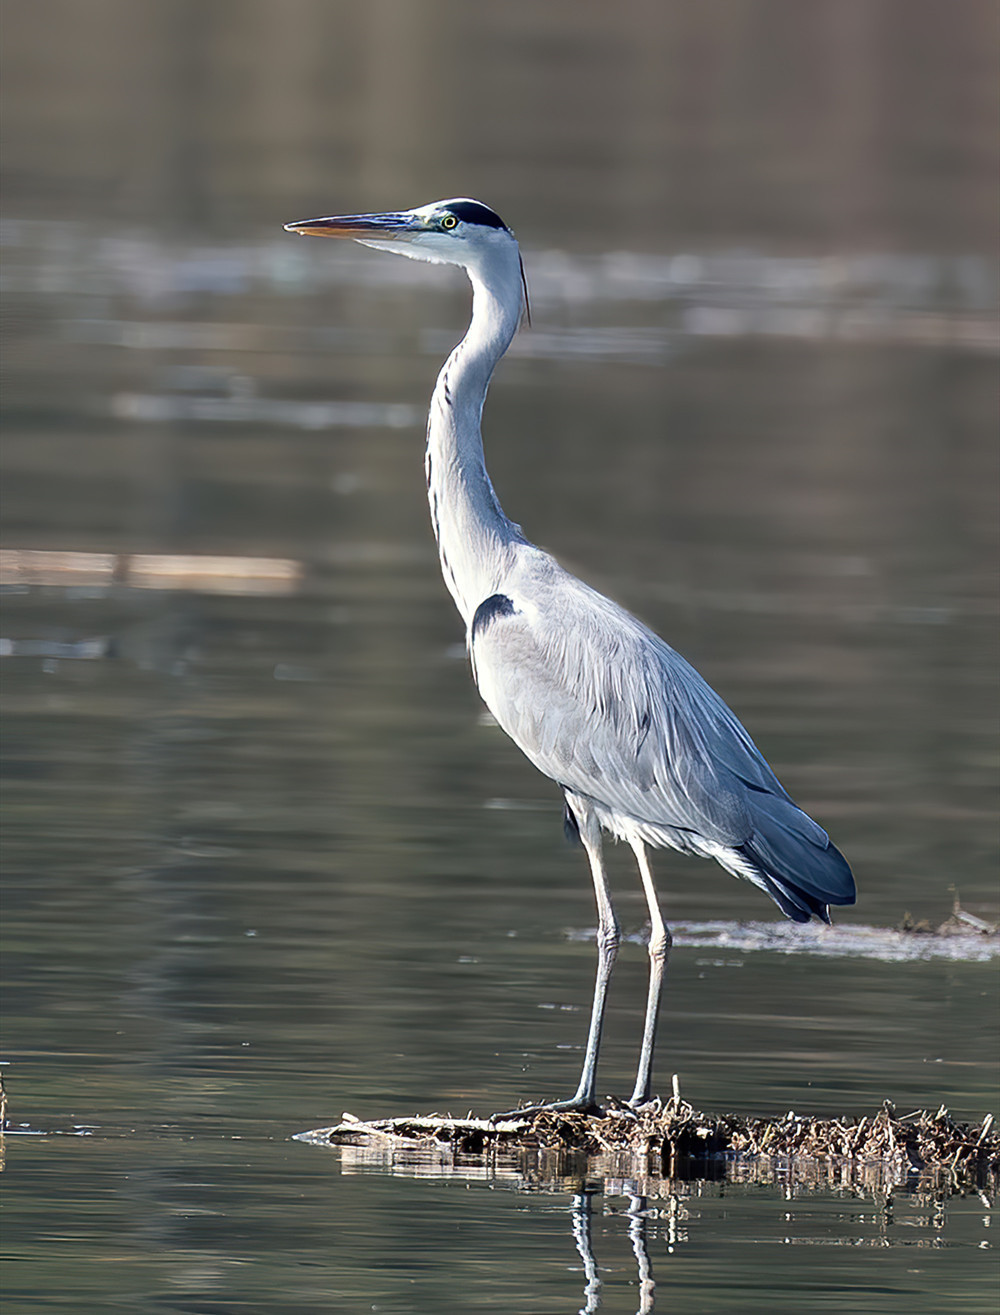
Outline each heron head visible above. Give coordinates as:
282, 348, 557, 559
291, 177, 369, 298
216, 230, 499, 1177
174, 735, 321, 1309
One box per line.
285, 198, 529, 319
284, 198, 513, 262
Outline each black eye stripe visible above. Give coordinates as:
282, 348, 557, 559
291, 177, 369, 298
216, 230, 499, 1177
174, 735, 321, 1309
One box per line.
443, 200, 508, 230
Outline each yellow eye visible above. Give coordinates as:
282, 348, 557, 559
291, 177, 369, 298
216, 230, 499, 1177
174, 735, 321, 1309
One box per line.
441, 214, 458, 230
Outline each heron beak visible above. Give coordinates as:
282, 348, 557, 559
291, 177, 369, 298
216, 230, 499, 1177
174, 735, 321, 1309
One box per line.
283, 212, 421, 240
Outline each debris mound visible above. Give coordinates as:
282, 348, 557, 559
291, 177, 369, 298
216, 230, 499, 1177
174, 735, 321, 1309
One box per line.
313, 1100, 998, 1194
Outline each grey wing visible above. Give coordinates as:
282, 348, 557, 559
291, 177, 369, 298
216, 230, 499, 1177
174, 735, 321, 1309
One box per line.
469, 568, 856, 923
468, 576, 790, 849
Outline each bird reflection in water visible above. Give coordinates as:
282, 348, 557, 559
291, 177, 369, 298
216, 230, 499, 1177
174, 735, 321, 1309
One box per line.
323, 1127, 684, 1310
572, 1192, 659, 1314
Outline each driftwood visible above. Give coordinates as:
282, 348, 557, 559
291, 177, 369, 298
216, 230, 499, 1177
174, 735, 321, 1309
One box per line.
304, 1098, 999, 1197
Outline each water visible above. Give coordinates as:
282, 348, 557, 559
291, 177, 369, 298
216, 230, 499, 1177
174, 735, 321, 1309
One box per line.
2, 3, 998, 1311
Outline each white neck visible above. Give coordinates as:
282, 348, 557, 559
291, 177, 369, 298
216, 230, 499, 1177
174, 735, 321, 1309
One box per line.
424, 247, 526, 625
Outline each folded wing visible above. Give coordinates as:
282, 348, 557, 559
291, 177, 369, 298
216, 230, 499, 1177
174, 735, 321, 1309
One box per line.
469, 558, 855, 922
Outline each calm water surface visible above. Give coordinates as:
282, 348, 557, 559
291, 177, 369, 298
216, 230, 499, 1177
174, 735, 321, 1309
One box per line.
3, 3, 999, 1311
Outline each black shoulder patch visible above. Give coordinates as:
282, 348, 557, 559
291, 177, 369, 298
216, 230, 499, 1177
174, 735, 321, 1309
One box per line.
445, 200, 508, 231
471, 593, 516, 640
562, 798, 583, 847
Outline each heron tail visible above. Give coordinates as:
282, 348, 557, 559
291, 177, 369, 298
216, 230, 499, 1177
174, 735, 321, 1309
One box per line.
733, 791, 856, 924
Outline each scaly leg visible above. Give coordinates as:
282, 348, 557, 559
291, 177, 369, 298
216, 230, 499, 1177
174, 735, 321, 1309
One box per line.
493, 801, 618, 1119
628, 839, 672, 1108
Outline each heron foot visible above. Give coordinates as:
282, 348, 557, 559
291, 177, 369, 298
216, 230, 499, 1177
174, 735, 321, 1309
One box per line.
625, 1096, 662, 1115
489, 1096, 603, 1122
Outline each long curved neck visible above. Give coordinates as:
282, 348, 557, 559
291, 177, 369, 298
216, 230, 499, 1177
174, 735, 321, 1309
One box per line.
425, 255, 525, 626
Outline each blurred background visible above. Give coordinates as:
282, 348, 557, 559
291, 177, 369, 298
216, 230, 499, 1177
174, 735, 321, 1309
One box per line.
2, 2, 998, 1311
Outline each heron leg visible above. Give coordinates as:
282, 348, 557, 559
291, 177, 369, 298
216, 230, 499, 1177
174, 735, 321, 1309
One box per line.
568, 815, 620, 1106
492, 802, 618, 1119
628, 839, 672, 1108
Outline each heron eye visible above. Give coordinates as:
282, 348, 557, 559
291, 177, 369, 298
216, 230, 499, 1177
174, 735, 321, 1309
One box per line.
441, 214, 458, 230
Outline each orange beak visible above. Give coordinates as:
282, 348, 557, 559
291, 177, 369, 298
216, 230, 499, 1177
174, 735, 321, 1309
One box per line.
284, 212, 421, 240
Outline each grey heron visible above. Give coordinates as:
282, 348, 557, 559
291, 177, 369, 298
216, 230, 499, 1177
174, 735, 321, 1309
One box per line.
285, 199, 856, 1114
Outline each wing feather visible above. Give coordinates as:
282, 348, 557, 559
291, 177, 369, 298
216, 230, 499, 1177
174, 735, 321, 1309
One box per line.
470, 559, 782, 847
469, 551, 854, 922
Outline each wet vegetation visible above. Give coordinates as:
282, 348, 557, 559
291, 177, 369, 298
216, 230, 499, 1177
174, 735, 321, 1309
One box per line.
314, 1099, 999, 1199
